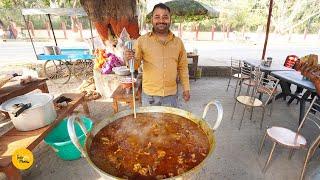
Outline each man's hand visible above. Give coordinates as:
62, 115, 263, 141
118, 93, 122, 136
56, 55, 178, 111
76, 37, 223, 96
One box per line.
124, 49, 135, 62
183, 90, 190, 102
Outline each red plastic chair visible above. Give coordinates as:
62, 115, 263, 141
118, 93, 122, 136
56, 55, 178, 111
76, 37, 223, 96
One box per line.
283, 55, 299, 68
282, 55, 303, 105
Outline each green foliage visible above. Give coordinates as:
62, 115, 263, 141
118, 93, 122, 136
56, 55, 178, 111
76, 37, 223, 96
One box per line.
0, 0, 14, 8
166, 0, 208, 17
0, 9, 24, 27
146, 0, 218, 23
248, 0, 320, 34
217, 0, 266, 31
201, 0, 320, 33
0, 0, 319, 34
0, 0, 89, 31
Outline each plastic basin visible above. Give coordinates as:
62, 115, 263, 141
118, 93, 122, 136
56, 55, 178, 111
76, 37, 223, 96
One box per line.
44, 116, 93, 160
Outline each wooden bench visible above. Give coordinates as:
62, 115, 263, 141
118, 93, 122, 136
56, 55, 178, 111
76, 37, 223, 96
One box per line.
111, 76, 142, 113
0, 79, 49, 104
0, 93, 89, 180
0, 79, 49, 118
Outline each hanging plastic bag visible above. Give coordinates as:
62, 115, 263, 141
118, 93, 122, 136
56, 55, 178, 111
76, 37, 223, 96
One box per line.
117, 28, 131, 48
114, 28, 131, 64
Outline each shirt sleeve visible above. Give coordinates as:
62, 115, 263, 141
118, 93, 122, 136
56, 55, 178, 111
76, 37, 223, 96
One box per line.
177, 40, 190, 92
133, 38, 142, 70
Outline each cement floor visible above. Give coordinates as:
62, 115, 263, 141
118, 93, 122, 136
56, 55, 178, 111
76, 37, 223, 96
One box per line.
18, 76, 320, 180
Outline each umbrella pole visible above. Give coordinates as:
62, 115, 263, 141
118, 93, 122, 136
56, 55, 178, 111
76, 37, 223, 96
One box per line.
179, 23, 182, 38
262, 0, 273, 60
22, 14, 38, 60
47, 14, 58, 46
89, 20, 95, 50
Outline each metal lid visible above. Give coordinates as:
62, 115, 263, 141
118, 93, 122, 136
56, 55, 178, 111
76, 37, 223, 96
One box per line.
0, 93, 54, 112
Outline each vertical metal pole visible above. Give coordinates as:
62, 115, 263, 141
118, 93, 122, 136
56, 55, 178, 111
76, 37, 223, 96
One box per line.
22, 14, 38, 59
262, 0, 273, 60
47, 14, 58, 46
89, 20, 95, 50
127, 41, 136, 118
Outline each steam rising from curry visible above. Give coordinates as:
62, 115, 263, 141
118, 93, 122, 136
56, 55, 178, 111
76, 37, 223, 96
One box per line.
89, 113, 210, 179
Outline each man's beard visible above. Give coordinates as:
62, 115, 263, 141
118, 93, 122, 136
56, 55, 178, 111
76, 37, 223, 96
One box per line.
153, 23, 170, 33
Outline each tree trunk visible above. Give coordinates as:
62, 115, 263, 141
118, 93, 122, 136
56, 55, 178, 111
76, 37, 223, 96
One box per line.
71, 0, 80, 33
61, 21, 67, 39
288, 30, 292, 42
211, 25, 215, 40
226, 25, 230, 39
27, 21, 35, 37
222, 24, 226, 39
303, 28, 307, 40
45, 21, 52, 39
179, 23, 182, 38
80, 0, 140, 42
195, 24, 199, 41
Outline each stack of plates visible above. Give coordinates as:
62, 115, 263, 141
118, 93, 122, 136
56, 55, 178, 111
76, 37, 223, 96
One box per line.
112, 66, 130, 76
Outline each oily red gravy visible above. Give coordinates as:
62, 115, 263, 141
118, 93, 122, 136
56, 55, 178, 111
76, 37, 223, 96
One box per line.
89, 113, 210, 179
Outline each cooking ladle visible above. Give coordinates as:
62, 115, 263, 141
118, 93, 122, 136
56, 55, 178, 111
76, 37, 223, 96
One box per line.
127, 41, 137, 118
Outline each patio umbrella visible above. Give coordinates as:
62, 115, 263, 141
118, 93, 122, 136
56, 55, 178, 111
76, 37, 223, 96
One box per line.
147, 0, 219, 21
166, 0, 219, 18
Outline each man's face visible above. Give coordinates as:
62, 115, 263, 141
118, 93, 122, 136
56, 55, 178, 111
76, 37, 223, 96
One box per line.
151, 8, 171, 34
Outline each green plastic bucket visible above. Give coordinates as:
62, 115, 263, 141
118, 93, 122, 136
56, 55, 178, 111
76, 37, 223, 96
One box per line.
44, 116, 93, 160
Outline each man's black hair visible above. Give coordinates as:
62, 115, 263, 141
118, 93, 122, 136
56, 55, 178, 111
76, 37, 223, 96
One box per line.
152, 3, 171, 15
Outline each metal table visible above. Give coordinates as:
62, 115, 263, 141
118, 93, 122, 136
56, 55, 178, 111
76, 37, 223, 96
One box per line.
244, 59, 294, 73
271, 71, 316, 123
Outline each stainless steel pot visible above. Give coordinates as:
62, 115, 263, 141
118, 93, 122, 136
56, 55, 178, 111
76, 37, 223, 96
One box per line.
0, 93, 57, 131
67, 100, 223, 180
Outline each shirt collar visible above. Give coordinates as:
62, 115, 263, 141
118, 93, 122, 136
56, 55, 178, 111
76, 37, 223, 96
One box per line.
148, 30, 175, 39
148, 30, 175, 44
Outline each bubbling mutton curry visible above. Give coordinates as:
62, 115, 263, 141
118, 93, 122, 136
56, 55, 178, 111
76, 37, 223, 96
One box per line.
89, 113, 210, 179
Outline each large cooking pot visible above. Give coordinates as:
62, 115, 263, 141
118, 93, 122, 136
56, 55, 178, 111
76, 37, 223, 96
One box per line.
0, 93, 57, 131
67, 100, 223, 179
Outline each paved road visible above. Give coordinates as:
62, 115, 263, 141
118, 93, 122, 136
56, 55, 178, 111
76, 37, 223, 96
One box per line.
184, 40, 319, 66
0, 41, 90, 66
0, 39, 319, 67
